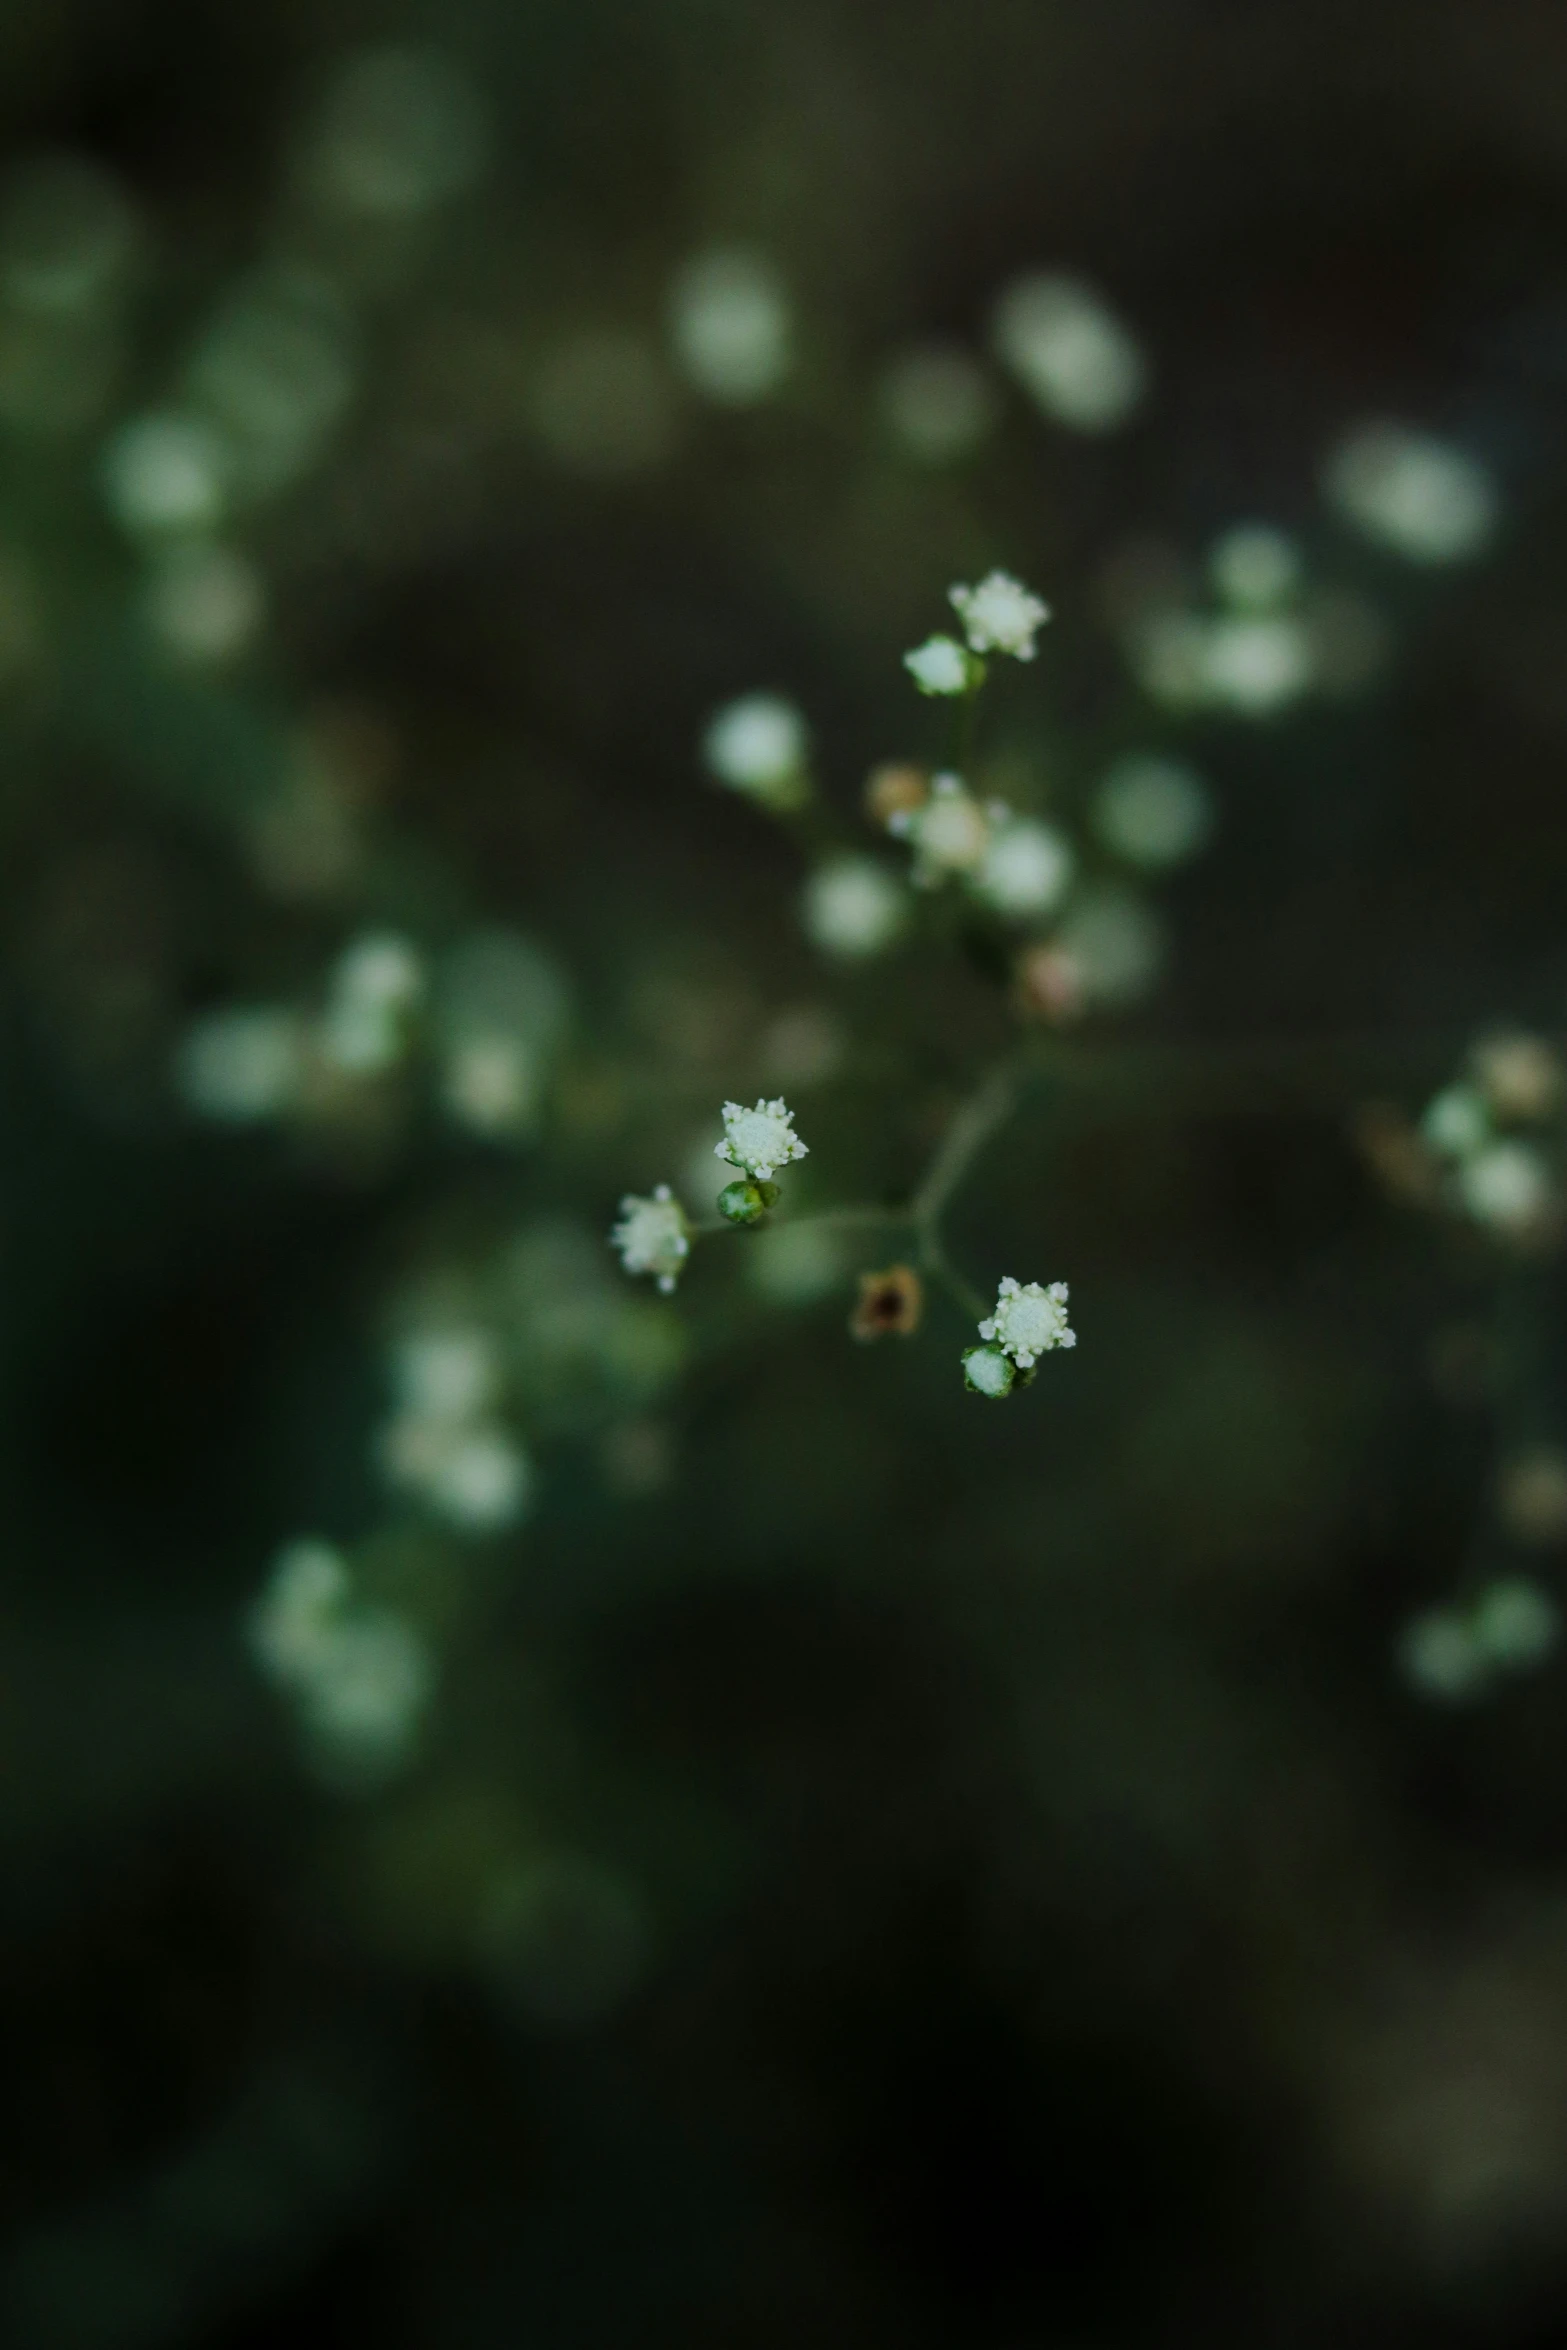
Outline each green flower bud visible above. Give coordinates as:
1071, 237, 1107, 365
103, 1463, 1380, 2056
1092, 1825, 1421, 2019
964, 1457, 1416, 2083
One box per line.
718, 1178, 780, 1227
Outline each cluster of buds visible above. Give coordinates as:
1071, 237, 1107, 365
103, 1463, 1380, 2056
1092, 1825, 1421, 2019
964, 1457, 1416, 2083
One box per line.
1361, 1030, 1564, 1250
611, 1098, 811, 1294
963, 1277, 1076, 1398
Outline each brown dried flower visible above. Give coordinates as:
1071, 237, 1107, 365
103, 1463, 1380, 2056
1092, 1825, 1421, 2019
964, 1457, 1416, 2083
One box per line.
864, 762, 929, 829
850, 1263, 924, 1342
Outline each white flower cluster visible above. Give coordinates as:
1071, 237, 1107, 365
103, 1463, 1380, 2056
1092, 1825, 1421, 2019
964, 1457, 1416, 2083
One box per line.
1397, 1579, 1560, 1705
880, 773, 1076, 919
950, 570, 1051, 660
379, 1324, 535, 1530
1419, 1035, 1561, 1244
1126, 522, 1325, 721
176, 923, 570, 1145
981, 1276, 1076, 1367
610, 1184, 691, 1293
716, 1096, 808, 1182
964, 1278, 1075, 1396
902, 572, 1050, 693
248, 1538, 432, 1777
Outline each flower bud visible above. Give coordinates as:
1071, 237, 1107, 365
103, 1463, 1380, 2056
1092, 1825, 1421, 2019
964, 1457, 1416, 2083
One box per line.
718, 1178, 780, 1226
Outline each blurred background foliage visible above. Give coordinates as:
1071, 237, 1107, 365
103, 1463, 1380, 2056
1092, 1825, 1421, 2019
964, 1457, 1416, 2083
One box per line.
10, 3, 1567, 2344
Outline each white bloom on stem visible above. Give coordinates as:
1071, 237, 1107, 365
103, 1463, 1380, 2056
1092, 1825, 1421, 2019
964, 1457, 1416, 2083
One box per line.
904, 634, 972, 696
978, 1275, 1076, 1369
949, 570, 1051, 660
715, 1097, 807, 1182
610, 1184, 691, 1292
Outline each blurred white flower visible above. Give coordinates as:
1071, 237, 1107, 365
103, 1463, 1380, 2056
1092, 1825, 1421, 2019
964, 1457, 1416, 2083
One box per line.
143, 541, 265, 663
1323, 421, 1496, 564
248, 1538, 350, 1680
176, 1005, 303, 1121
1473, 1579, 1560, 1671
1396, 1607, 1490, 1703
890, 771, 990, 885
1201, 614, 1313, 715
1208, 523, 1301, 610
381, 1409, 534, 1529
392, 1327, 499, 1421
950, 570, 1051, 660
1058, 888, 1164, 1005
970, 815, 1074, 918
297, 1609, 432, 1754
1458, 1142, 1552, 1238
1422, 1084, 1489, 1159
990, 271, 1146, 433
903, 633, 971, 695
247, 1539, 433, 1774
1093, 755, 1213, 869
298, 46, 491, 220
878, 343, 998, 463
716, 1096, 807, 1182
669, 246, 790, 405
701, 693, 809, 806
801, 856, 908, 959
102, 411, 228, 535
610, 1185, 691, 1293
978, 1276, 1076, 1368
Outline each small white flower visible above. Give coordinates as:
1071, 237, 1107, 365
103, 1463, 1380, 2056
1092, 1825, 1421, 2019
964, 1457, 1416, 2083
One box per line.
1208, 523, 1301, 611
715, 1097, 808, 1182
991, 273, 1146, 434
1422, 1084, 1488, 1159
1323, 421, 1496, 565
177, 1004, 303, 1121
892, 771, 991, 885
298, 1610, 432, 1752
1458, 1141, 1552, 1237
802, 857, 908, 959
701, 694, 809, 799
1473, 1578, 1560, 1671
970, 815, 1074, 917
610, 1184, 692, 1292
333, 931, 426, 1013
977, 1275, 1076, 1369
392, 1328, 499, 1421
949, 570, 1051, 660
248, 1538, 350, 1681
669, 247, 790, 406
1395, 1608, 1490, 1704
903, 634, 972, 695
1201, 614, 1313, 715
1094, 756, 1212, 869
